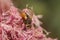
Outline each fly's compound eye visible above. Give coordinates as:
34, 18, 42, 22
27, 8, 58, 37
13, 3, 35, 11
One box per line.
20, 12, 27, 20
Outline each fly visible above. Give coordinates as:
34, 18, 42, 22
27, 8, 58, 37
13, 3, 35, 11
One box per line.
18, 9, 33, 28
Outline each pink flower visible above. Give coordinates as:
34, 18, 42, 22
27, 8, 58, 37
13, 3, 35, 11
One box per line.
0, 0, 58, 40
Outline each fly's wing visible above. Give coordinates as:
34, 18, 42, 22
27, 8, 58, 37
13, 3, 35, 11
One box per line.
22, 8, 42, 27
22, 8, 33, 19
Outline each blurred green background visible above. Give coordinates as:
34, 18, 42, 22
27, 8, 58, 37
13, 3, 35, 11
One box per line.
13, 0, 60, 40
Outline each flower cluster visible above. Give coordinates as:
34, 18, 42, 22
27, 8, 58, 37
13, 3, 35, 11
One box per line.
0, 0, 57, 40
